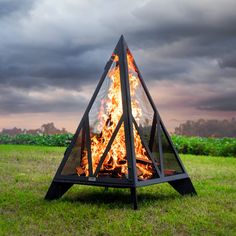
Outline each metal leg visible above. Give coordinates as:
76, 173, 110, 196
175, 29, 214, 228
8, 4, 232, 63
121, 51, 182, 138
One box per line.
45, 181, 73, 200
130, 187, 138, 210
168, 178, 197, 196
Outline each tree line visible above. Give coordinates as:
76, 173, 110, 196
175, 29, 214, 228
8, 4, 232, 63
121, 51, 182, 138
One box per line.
174, 118, 236, 137
0, 122, 68, 135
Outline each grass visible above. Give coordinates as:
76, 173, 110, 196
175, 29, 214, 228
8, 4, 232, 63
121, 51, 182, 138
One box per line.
0, 145, 236, 236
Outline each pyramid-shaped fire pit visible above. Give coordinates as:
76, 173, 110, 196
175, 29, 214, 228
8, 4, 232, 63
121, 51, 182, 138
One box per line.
45, 35, 197, 209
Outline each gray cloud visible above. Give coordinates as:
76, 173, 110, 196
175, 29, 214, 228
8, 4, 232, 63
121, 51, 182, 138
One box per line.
0, 0, 235, 115
197, 93, 236, 111
0, 42, 109, 89
0, 0, 34, 18
0, 88, 88, 114
219, 54, 236, 68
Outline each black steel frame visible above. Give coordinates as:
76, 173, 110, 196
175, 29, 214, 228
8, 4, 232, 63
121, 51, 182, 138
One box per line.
45, 35, 197, 209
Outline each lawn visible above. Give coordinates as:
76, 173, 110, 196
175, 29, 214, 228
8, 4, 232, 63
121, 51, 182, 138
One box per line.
0, 145, 236, 236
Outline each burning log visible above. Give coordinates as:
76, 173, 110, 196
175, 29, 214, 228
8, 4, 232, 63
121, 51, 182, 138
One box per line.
136, 157, 152, 164
98, 173, 111, 177
98, 166, 124, 178
117, 159, 127, 165
99, 169, 114, 174
76, 166, 85, 176
164, 169, 177, 176
136, 166, 143, 177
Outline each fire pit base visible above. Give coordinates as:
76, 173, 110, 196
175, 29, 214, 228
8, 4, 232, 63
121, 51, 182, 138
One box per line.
45, 177, 196, 210
45, 182, 73, 200
169, 178, 197, 196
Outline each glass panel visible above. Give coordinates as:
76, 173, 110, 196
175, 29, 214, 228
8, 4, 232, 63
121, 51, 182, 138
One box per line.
127, 49, 154, 146
97, 124, 128, 178
133, 125, 158, 181
150, 124, 161, 172
61, 125, 88, 176
89, 54, 123, 173
161, 126, 183, 176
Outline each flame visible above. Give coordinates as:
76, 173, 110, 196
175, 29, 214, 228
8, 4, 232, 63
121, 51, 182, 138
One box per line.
77, 52, 155, 180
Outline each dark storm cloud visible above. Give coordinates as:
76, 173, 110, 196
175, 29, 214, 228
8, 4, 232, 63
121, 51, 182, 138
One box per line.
0, 0, 34, 17
0, 43, 109, 89
0, 87, 88, 114
129, 0, 236, 47
0, 0, 236, 114
197, 93, 236, 111
219, 54, 236, 68
124, 0, 236, 86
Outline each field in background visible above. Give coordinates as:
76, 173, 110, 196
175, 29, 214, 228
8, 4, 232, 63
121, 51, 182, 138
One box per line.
0, 145, 236, 235
0, 134, 235, 157
172, 135, 236, 157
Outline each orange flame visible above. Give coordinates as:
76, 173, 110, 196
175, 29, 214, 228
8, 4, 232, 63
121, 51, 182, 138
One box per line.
77, 52, 155, 180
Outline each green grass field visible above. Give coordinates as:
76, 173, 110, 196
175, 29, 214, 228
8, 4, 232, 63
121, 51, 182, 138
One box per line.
0, 145, 236, 236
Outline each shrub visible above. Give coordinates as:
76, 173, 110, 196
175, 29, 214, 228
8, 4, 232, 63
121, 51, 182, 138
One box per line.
0, 134, 235, 157
172, 135, 236, 157
0, 134, 73, 147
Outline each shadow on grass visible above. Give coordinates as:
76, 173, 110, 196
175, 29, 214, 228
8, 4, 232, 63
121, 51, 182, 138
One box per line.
60, 187, 180, 209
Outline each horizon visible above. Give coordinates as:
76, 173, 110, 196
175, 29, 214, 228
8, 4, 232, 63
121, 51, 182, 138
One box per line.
0, 0, 235, 133
1, 117, 235, 134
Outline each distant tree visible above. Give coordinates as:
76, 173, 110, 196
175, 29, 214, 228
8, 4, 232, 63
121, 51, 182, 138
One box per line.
174, 118, 236, 137
40, 122, 68, 135
1, 127, 23, 135
0, 122, 69, 135
26, 129, 41, 135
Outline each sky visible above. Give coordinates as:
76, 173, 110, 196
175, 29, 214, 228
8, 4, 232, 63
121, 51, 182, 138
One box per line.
0, 0, 235, 132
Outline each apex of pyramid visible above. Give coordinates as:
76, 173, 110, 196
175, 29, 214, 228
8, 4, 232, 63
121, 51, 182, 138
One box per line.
119, 34, 126, 43
117, 35, 128, 49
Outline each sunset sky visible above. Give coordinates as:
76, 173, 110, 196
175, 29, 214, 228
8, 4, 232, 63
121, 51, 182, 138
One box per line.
0, 0, 235, 133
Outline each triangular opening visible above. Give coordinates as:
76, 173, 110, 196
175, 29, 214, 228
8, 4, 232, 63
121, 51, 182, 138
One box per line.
127, 49, 154, 144
127, 49, 161, 180
132, 124, 159, 181
160, 125, 184, 176
88, 53, 123, 174
61, 124, 89, 176
95, 123, 128, 179
149, 122, 161, 172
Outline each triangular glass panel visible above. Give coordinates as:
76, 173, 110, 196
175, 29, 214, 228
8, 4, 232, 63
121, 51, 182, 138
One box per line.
127, 49, 154, 146
88, 54, 123, 173
61, 124, 89, 176
96, 123, 128, 179
132, 124, 158, 181
160, 125, 184, 176
149, 123, 161, 172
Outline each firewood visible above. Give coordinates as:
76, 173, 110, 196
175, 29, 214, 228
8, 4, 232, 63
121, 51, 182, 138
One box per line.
98, 173, 111, 177
136, 166, 143, 177
136, 157, 152, 164
118, 159, 127, 165
76, 166, 85, 176
164, 169, 176, 176
113, 166, 122, 175
99, 169, 114, 174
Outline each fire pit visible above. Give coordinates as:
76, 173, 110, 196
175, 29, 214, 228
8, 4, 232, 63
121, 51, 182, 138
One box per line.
45, 35, 197, 209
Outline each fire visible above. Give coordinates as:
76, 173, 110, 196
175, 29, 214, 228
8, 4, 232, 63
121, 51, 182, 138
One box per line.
77, 52, 155, 180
